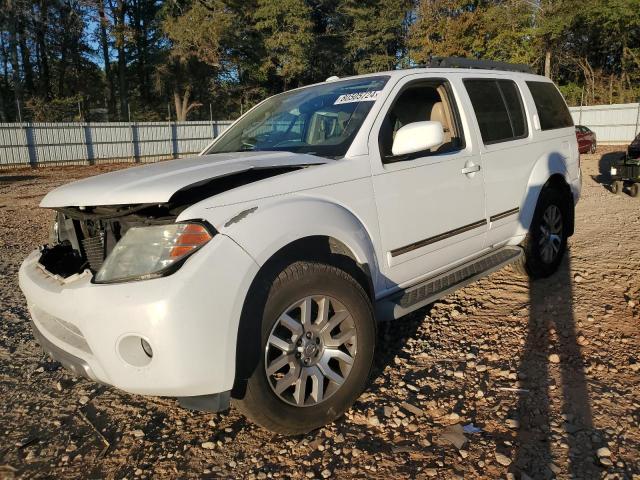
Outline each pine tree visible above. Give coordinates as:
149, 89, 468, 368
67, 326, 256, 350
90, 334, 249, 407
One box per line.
254, 0, 314, 90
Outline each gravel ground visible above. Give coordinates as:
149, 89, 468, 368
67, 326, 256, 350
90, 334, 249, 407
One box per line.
0, 149, 639, 480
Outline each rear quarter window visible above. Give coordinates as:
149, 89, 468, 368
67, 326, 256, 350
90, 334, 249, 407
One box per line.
526, 81, 574, 130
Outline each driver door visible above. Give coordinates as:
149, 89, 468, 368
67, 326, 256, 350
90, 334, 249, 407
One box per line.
369, 75, 487, 290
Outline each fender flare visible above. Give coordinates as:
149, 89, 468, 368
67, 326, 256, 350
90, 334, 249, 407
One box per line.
519, 152, 573, 233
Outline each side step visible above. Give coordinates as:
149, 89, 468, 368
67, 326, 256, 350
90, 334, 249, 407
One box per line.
375, 246, 523, 321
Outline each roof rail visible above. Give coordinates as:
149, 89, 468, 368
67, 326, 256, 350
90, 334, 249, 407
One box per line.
422, 56, 534, 74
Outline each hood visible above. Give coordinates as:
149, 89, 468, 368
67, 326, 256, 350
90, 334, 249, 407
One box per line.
40, 151, 330, 208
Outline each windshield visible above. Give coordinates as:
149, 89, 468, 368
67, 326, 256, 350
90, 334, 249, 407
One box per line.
206, 76, 389, 159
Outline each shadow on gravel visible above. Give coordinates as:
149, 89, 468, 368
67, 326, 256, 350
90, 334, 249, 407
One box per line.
513, 253, 602, 478
591, 151, 625, 187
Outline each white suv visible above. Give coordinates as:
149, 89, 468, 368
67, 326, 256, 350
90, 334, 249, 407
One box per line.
19, 58, 581, 435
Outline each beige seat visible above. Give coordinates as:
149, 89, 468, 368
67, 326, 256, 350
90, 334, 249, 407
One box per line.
428, 102, 452, 145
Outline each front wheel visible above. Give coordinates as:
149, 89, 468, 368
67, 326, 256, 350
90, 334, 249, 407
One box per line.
590, 142, 597, 154
234, 261, 375, 435
515, 187, 570, 279
629, 183, 639, 198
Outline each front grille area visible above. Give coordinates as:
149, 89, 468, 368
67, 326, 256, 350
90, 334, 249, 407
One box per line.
81, 233, 105, 272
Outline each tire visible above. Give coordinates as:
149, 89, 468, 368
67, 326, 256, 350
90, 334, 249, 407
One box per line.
514, 187, 570, 279
611, 180, 623, 195
590, 142, 597, 154
629, 183, 639, 198
234, 261, 375, 435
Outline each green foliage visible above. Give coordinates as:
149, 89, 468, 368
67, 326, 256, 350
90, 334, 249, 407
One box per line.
409, 0, 487, 63
558, 83, 585, 107
162, 0, 233, 66
254, 0, 314, 87
25, 95, 84, 122
341, 0, 411, 74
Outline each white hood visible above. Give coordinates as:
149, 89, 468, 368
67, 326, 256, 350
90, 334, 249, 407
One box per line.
40, 151, 329, 208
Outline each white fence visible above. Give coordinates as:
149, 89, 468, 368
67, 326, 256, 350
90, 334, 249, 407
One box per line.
0, 120, 233, 168
570, 103, 640, 144
2, 103, 638, 168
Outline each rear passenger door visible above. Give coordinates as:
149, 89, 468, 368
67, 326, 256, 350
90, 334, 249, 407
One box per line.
461, 77, 533, 247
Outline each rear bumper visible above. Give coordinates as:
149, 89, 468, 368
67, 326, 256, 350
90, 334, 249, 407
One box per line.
19, 234, 260, 397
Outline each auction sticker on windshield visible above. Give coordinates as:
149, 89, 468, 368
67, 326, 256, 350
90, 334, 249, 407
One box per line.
334, 91, 381, 105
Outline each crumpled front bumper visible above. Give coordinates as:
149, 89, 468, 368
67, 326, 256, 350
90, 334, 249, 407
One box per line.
19, 234, 259, 397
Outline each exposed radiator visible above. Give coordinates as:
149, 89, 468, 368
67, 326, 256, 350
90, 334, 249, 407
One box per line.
81, 234, 105, 272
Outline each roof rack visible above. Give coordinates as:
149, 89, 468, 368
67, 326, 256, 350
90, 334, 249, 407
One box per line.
421, 56, 534, 74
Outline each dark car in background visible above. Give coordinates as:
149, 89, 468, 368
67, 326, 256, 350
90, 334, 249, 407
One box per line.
576, 125, 597, 154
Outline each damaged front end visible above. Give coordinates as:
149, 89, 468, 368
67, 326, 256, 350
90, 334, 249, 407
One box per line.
37, 164, 305, 281
40, 203, 187, 280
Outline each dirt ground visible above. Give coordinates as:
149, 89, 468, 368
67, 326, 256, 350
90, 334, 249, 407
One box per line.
0, 149, 638, 480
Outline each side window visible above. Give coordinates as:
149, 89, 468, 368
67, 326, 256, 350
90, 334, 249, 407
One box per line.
463, 79, 528, 144
378, 80, 465, 162
498, 80, 527, 138
526, 81, 574, 130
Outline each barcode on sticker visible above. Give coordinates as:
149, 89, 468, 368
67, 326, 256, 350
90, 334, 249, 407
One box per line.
334, 91, 380, 105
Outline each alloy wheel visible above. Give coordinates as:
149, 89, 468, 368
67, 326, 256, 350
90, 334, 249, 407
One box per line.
264, 295, 357, 407
539, 204, 563, 264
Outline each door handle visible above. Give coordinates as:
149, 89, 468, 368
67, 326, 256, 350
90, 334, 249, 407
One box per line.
461, 164, 481, 175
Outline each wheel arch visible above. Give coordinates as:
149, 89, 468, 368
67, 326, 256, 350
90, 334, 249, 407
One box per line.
225, 197, 380, 397
231, 235, 375, 398
544, 174, 575, 236
520, 154, 575, 237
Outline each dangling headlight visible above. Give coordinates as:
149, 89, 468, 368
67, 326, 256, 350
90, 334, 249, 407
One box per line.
94, 223, 213, 283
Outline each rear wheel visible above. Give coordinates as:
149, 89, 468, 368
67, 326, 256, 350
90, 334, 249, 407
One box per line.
515, 187, 569, 279
611, 180, 623, 195
234, 261, 375, 435
629, 183, 639, 198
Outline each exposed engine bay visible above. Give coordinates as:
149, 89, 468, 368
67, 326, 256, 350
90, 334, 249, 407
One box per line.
39, 166, 300, 279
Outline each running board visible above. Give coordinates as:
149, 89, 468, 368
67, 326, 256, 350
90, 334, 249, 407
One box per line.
375, 246, 523, 321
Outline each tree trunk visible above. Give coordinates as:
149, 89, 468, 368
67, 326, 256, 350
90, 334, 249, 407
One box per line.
35, 0, 51, 99
131, 0, 149, 101
0, 91, 6, 122
58, 41, 67, 97
18, 21, 34, 94
544, 49, 551, 78
609, 74, 613, 104
115, 0, 128, 120
7, 0, 22, 119
57, 1, 72, 97
98, 0, 117, 118
1, 34, 7, 85
173, 87, 201, 121
0, 32, 6, 120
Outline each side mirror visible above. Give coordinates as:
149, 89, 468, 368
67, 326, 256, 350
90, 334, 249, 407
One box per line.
391, 121, 444, 156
